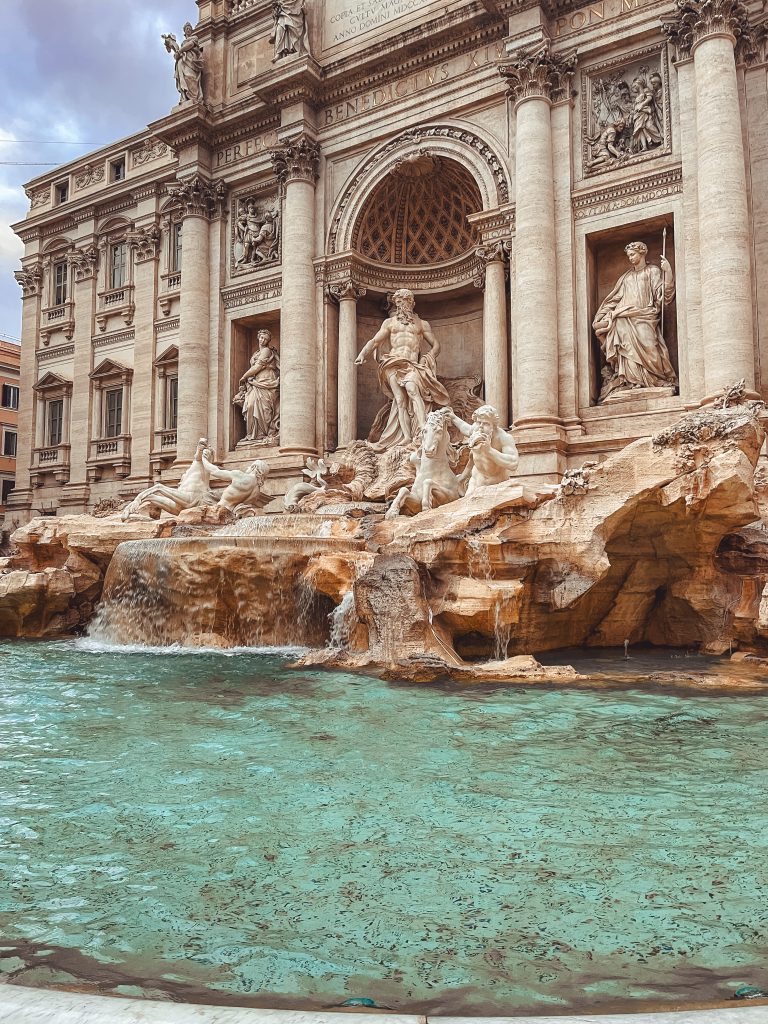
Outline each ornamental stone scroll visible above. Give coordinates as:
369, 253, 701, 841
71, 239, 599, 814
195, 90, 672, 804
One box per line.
498, 42, 578, 106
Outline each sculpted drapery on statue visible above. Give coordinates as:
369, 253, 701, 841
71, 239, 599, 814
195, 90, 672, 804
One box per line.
233, 329, 280, 444
162, 23, 204, 104
270, 0, 309, 60
593, 241, 677, 401
355, 289, 451, 449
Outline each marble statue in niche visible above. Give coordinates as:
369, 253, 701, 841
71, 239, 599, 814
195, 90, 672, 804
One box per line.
355, 288, 450, 448
162, 23, 204, 104
234, 200, 280, 268
585, 59, 664, 172
593, 241, 677, 402
270, 0, 309, 60
233, 329, 280, 444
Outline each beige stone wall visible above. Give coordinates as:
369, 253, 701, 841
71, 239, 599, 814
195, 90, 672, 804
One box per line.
7, 0, 768, 519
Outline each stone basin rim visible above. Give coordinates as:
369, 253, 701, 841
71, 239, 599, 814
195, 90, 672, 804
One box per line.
1, 986, 767, 1024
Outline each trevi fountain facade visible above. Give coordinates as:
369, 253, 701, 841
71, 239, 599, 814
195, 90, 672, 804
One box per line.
4, 0, 768, 1020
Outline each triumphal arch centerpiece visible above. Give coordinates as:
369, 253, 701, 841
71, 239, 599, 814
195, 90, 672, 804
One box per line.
8, 0, 768, 517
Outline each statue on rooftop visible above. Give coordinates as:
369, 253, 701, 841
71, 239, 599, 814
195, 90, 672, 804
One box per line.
162, 22, 204, 104
355, 288, 451, 449
270, 0, 309, 60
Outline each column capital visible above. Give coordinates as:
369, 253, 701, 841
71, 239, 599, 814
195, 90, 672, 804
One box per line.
168, 175, 228, 219
127, 225, 162, 263
66, 244, 99, 282
473, 241, 510, 288
328, 279, 366, 302
14, 262, 43, 299
499, 42, 577, 107
271, 134, 320, 185
662, 0, 758, 62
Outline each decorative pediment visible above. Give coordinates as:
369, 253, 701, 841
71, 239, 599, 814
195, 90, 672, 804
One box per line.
90, 358, 133, 382
154, 344, 179, 367
34, 371, 72, 393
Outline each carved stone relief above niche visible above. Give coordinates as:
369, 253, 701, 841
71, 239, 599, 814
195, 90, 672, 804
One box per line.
581, 46, 671, 177
231, 186, 281, 276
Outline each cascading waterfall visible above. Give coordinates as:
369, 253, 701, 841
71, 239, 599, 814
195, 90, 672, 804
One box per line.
88, 530, 364, 650
466, 535, 516, 661
328, 591, 356, 651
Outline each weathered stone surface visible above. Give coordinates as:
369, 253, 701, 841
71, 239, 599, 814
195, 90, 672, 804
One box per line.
0, 515, 174, 637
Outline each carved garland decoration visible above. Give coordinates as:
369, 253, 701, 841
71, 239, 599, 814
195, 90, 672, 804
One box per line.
329, 125, 510, 255
74, 163, 105, 190
131, 138, 169, 167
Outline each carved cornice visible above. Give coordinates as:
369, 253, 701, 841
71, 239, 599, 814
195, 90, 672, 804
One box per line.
14, 262, 43, 299
572, 165, 683, 219
155, 317, 180, 335
271, 134, 320, 185
327, 280, 367, 303
128, 225, 161, 262
319, 249, 483, 294
37, 343, 75, 362
499, 42, 577, 105
222, 277, 282, 309
662, 0, 758, 62
167, 175, 228, 218
92, 329, 135, 349
66, 244, 99, 282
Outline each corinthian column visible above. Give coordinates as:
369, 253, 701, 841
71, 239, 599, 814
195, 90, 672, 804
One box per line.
329, 279, 366, 447
499, 44, 576, 428
272, 135, 320, 453
664, 0, 758, 398
474, 242, 509, 425
10, 264, 43, 508
167, 175, 227, 463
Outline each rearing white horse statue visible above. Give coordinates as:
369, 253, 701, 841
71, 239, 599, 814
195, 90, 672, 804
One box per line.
385, 407, 462, 518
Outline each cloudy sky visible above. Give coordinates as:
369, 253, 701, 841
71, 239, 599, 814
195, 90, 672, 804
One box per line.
0, 0, 194, 346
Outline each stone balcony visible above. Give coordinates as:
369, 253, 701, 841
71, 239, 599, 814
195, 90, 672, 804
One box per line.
40, 302, 75, 345
150, 428, 177, 475
159, 272, 181, 317
87, 434, 131, 481
30, 443, 71, 486
96, 285, 135, 332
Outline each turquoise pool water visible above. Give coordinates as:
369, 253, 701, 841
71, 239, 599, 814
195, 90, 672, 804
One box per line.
0, 640, 767, 1014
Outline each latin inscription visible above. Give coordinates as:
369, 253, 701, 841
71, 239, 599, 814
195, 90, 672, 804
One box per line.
323, 42, 506, 126
326, 0, 430, 46
554, 0, 652, 36
216, 131, 279, 168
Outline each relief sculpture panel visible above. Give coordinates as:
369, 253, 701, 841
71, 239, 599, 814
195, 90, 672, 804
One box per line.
231, 189, 281, 275
582, 47, 670, 177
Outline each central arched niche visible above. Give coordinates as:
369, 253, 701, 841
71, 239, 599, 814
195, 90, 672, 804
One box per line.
352, 152, 482, 265
350, 152, 486, 441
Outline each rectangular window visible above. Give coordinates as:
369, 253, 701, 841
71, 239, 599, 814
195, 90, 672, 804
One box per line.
1, 384, 19, 409
2, 430, 16, 458
111, 242, 128, 289
1, 479, 13, 504
47, 399, 63, 447
110, 158, 125, 182
105, 388, 123, 438
171, 223, 183, 273
167, 376, 178, 430
55, 181, 69, 205
53, 260, 68, 306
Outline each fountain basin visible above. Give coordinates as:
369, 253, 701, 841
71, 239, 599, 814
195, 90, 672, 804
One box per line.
1, 641, 767, 1018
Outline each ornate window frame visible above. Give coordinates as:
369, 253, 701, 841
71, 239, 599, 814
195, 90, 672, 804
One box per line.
96, 218, 135, 333
31, 371, 72, 486
87, 358, 133, 480
152, 344, 179, 473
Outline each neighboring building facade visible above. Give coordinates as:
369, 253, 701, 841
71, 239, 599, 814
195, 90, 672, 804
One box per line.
9, 0, 768, 519
0, 340, 20, 520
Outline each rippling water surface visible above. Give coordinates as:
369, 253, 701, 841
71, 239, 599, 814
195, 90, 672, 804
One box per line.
0, 639, 767, 1013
